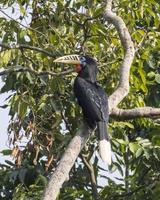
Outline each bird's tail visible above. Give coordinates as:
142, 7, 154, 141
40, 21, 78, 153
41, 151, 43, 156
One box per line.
97, 121, 111, 165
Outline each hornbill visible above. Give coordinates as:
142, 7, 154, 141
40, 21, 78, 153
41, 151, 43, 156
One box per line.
54, 55, 111, 165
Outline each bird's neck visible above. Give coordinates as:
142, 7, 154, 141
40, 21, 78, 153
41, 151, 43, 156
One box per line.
78, 68, 97, 83
78, 74, 96, 83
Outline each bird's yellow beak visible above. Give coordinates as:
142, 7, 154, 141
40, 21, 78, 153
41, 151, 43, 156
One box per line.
53, 54, 81, 65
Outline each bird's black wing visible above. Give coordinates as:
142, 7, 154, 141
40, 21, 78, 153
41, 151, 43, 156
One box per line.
74, 77, 111, 165
74, 77, 108, 123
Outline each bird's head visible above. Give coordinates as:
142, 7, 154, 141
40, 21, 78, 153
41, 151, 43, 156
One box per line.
54, 54, 97, 82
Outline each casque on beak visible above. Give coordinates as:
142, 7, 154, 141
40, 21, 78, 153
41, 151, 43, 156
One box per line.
53, 54, 81, 65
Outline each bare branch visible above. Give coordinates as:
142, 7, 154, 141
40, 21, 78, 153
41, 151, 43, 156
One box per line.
0, 42, 57, 57
0, 66, 73, 77
104, 0, 135, 111
111, 107, 160, 120
43, 123, 91, 200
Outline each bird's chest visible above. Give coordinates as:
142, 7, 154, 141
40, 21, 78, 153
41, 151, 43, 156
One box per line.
74, 77, 98, 97
73, 77, 108, 121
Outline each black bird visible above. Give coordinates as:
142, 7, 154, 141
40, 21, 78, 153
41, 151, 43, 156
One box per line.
54, 55, 111, 165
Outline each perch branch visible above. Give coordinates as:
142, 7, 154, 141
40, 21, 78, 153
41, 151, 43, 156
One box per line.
43, 123, 91, 200
110, 107, 160, 120
104, 0, 135, 111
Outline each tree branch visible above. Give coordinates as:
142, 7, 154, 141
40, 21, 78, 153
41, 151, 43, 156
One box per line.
0, 66, 73, 77
110, 107, 160, 120
43, 123, 91, 200
104, 0, 135, 111
0, 42, 58, 57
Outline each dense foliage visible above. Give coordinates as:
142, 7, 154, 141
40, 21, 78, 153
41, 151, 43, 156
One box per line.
0, 0, 160, 199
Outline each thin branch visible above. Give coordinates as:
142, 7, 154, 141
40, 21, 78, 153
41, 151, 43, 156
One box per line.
104, 0, 135, 111
21, 50, 39, 67
108, 176, 160, 199
0, 66, 73, 77
110, 107, 160, 120
81, 154, 98, 199
137, 167, 152, 185
124, 146, 129, 196
0, 42, 57, 57
42, 123, 91, 200
135, 31, 148, 52
108, 185, 145, 199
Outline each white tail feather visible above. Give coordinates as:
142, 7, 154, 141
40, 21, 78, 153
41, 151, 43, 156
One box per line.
99, 140, 112, 165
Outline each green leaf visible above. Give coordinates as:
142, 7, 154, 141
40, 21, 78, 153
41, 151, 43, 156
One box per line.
113, 162, 124, 176
116, 139, 128, 145
19, 5, 26, 15
0, 149, 12, 155
144, 150, 150, 160
153, 148, 160, 161
129, 143, 140, 153
155, 74, 160, 84
0, 49, 12, 65
35, 175, 48, 186
113, 121, 134, 129
5, 160, 15, 166
18, 168, 28, 183
18, 100, 28, 118
136, 148, 143, 158
147, 71, 155, 79
146, 7, 156, 17
0, 104, 8, 109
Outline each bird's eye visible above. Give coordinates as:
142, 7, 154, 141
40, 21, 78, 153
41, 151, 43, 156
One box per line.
80, 56, 86, 66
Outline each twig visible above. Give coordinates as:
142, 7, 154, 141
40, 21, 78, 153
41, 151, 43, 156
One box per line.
124, 146, 129, 196
135, 31, 148, 53
81, 154, 98, 199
